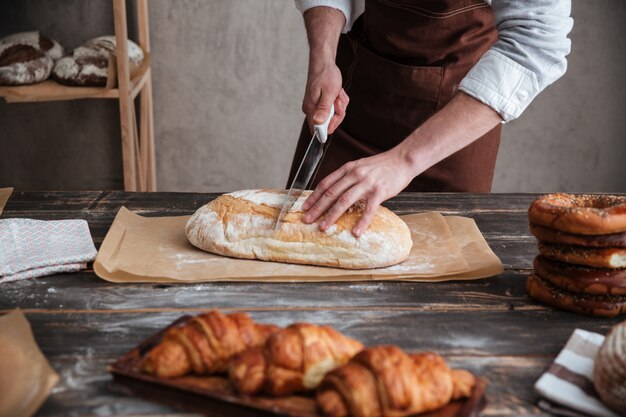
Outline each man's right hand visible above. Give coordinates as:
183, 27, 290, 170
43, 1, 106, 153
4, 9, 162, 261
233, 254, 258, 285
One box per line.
303, 64, 348, 134
301, 7, 350, 134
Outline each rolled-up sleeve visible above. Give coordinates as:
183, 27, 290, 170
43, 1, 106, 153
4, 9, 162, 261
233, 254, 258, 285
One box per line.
459, 0, 574, 122
294, 0, 363, 33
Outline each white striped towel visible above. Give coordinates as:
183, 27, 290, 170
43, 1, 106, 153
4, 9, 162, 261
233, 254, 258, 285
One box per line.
535, 329, 621, 417
0, 218, 97, 283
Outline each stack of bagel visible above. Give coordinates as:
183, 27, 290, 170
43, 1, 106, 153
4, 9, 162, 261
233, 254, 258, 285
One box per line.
527, 193, 626, 317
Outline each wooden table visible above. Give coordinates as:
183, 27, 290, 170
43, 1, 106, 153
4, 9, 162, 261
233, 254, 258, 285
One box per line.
1, 192, 621, 417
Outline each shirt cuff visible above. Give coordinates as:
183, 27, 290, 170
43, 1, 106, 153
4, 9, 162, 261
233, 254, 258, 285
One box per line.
294, 0, 352, 33
458, 50, 539, 122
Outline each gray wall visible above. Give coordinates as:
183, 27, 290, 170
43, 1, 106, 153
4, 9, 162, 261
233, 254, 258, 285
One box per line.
1, 0, 625, 192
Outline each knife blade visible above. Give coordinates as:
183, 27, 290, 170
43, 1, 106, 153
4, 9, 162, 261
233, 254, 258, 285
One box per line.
274, 104, 335, 230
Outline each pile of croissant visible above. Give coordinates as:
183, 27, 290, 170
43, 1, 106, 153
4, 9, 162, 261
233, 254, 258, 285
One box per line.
139, 310, 476, 417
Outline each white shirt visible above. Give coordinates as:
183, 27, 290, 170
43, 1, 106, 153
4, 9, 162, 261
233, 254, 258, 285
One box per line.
294, 0, 573, 122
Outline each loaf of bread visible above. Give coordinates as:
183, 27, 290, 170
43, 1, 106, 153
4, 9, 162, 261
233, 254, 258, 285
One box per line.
186, 189, 413, 269
1, 31, 64, 60
0, 31, 64, 85
593, 320, 626, 415
53, 36, 144, 87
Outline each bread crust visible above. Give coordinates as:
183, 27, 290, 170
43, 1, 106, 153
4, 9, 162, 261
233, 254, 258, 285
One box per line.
0, 31, 64, 60
593, 321, 626, 415
528, 194, 626, 235
186, 189, 413, 269
526, 273, 626, 318
534, 256, 626, 296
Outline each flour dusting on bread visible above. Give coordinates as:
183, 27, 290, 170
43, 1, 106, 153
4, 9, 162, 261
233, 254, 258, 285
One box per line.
229, 189, 307, 211
186, 189, 412, 269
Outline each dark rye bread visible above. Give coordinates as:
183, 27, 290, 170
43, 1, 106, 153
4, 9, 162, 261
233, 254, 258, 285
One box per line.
0, 44, 52, 85
53, 36, 144, 87
52, 45, 110, 86
0, 31, 65, 85
1, 31, 64, 61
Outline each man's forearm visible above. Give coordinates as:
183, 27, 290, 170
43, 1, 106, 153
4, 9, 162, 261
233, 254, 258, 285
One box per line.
400, 92, 503, 175
303, 7, 345, 66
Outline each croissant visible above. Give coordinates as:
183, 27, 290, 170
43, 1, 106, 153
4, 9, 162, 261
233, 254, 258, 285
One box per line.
229, 323, 364, 396
140, 310, 279, 378
316, 346, 476, 417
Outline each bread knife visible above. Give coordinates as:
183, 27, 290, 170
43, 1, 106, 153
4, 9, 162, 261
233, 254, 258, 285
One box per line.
274, 104, 335, 230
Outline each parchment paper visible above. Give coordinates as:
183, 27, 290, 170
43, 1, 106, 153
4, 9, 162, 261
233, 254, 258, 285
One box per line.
0, 309, 59, 417
0, 188, 12, 216
94, 207, 502, 283
404, 216, 504, 282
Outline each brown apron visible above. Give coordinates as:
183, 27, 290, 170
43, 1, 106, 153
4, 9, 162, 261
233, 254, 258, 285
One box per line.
288, 0, 502, 192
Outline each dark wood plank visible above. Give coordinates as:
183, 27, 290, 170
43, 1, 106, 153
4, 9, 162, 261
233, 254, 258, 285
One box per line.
2, 192, 541, 270
1, 271, 540, 312
4, 191, 542, 214
5, 192, 620, 417
21, 310, 618, 359
37, 353, 550, 417
0, 211, 538, 270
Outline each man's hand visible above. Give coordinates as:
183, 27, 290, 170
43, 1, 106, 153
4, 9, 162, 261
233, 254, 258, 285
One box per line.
302, 144, 416, 237
302, 7, 349, 133
302, 67, 348, 134
302, 92, 503, 236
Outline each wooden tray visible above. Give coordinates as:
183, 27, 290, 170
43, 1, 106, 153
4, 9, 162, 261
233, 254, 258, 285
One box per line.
109, 316, 488, 417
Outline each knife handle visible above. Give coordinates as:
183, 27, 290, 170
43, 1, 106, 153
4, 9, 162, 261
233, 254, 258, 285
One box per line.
313, 103, 335, 144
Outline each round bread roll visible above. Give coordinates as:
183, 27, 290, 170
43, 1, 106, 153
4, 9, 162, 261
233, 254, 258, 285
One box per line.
529, 194, 626, 235
86, 36, 144, 69
534, 256, 626, 296
186, 189, 413, 269
52, 45, 110, 86
593, 320, 626, 415
1, 31, 64, 61
0, 44, 52, 85
526, 273, 626, 318
530, 223, 626, 248
0, 31, 64, 86
538, 242, 626, 269
53, 36, 144, 87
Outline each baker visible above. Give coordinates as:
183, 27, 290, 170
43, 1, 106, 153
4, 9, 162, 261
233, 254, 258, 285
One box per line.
289, 0, 573, 237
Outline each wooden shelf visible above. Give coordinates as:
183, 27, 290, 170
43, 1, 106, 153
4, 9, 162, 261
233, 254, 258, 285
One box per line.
0, 57, 150, 103
0, 0, 156, 192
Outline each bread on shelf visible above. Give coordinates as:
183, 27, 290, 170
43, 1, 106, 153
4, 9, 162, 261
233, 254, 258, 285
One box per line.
0, 31, 64, 86
53, 36, 144, 87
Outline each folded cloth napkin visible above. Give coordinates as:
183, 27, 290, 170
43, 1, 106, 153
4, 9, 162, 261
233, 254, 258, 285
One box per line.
0, 218, 97, 283
535, 329, 621, 417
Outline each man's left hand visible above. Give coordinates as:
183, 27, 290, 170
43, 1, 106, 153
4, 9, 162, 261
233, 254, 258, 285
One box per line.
301, 144, 416, 237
